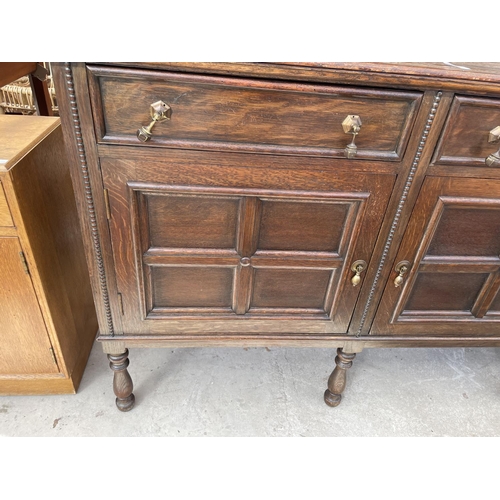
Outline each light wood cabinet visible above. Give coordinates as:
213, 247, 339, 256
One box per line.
0, 116, 98, 394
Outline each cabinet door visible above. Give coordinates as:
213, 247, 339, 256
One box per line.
0, 238, 58, 374
372, 176, 500, 336
101, 149, 394, 336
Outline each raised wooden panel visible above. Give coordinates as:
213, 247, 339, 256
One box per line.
147, 193, 239, 249
427, 207, 500, 256
133, 186, 362, 321
251, 268, 331, 310
151, 267, 233, 309
258, 200, 349, 252
432, 96, 500, 168
88, 66, 422, 161
0, 238, 58, 375
404, 273, 488, 312
0, 182, 13, 227
372, 176, 500, 335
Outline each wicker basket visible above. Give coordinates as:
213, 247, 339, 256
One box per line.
0, 62, 58, 115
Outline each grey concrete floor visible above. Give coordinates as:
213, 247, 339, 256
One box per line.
1, 342, 499, 436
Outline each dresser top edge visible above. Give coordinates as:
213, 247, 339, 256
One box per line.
83, 62, 500, 93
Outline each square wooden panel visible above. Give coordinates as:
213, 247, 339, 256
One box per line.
403, 273, 488, 313
151, 267, 234, 309
427, 207, 500, 257
258, 200, 349, 252
146, 193, 239, 249
251, 268, 332, 310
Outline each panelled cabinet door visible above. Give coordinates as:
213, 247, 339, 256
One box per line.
0, 238, 58, 374
101, 149, 394, 336
372, 176, 500, 336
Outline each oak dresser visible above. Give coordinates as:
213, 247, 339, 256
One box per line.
52, 62, 500, 411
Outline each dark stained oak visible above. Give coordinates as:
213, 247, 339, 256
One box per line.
101, 153, 393, 334
372, 176, 500, 335
52, 62, 500, 410
432, 96, 500, 168
108, 349, 135, 412
87, 65, 422, 161
324, 348, 356, 407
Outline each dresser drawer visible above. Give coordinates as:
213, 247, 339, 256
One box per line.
88, 65, 422, 161
432, 95, 500, 168
0, 182, 14, 227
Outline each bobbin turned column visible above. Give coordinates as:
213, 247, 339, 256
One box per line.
108, 349, 135, 412
324, 348, 356, 407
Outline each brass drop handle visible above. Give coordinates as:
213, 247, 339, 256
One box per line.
137, 100, 172, 142
485, 126, 500, 167
342, 115, 362, 159
351, 260, 367, 287
394, 260, 411, 287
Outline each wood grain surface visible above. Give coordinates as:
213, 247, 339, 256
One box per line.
0, 237, 58, 375
0, 116, 59, 172
88, 65, 422, 161
372, 176, 500, 335
0, 182, 14, 226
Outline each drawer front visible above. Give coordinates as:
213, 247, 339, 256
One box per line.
88, 66, 422, 161
0, 182, 14, 227
432, 95, 500, 168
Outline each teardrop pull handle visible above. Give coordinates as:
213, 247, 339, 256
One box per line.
394, 260, 411, 287
351, 260, 367, 287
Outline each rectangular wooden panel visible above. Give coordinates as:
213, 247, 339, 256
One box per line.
88, 66, 422, 161
427, 206, 500, 256
0, 238, 58, 375
258, 200, 349, 252
251, 268, 331, 310
0, 182, 13, 227
147, 193, 239, 249
432, 96, 500, 168
404, 273, 488, 312
151, 267, 234, 309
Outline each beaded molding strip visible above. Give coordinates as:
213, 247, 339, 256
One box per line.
355, 91, 443, 337
64, 63, 115, 336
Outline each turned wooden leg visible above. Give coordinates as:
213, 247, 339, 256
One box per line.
324, 348, 356, 407
108, 349, 135, 412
